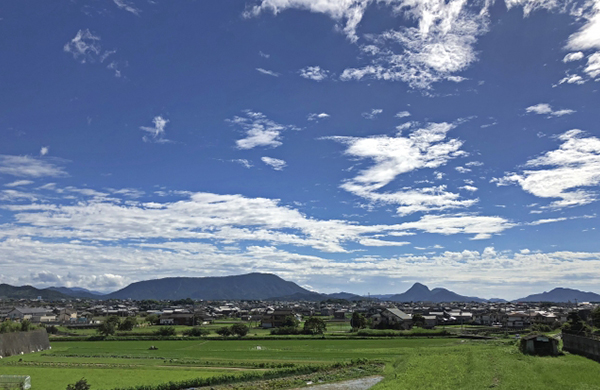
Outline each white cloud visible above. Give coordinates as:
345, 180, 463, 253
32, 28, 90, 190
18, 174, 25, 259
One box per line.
256, 68, 280, 77
558, 73, 586, 85
528, 217, 567, 225
262, 156, 287, 170
231, 159, 253, 168
465, 161, 483, 167
525, 103, 575, 117
140, 116, 171, 143
460, 185, 478, 192
494, 130, 600, 208
361, 108, 383, 120
504, 0, 563, 17
563, 51, 585, 62
308, 112, 330, 121
340, 1, 491, 89
0, 155, 68, 178
565, 0, 600, 51
299, 66, 330, 81
455, 166, 471, 173
584, 52, 600, 78
4, 180, 34, 188
395, 111, 411, 118
259, 51, 270, 58
328, 121, 476, 215
399, 214, 514, 240
228, 110, 299, 150
64, 29, 103, 63
113, 0, 141, 15
244, 0, 371, 42
40, 147, 49, 156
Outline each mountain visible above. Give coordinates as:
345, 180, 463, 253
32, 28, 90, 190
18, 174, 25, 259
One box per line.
49, 287, 105, 299
326, 292, 368, 301
488, 298, 508, 303
515, 288, 600, 303
105, 273, 312, 300
388, 283, 485, 303
0, 284, 70, 300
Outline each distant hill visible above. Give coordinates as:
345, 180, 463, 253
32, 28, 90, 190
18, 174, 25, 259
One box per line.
48, 287, 105, 299
389, 283, 485, 303
105, 273, 312, 300
0, 284, 70, 300
515, 288, 600, 303
488, 298, 508, 303
326, 292, 368, 301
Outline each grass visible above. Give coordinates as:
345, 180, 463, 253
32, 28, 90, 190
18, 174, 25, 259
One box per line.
1, 337, 600, 389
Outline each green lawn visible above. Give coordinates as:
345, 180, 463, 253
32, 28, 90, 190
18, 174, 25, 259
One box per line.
1, 337, 600, 390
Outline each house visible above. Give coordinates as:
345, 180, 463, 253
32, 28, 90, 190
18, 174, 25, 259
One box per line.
505, 311, 532, 328
371, 308, 413, 330
159, 313, 195, 326
261, 308, 294, 328
7, 307, 49, 321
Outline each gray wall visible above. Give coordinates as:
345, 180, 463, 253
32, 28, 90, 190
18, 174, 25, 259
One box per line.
0, 329, 50, 357
562, 333, 600, 361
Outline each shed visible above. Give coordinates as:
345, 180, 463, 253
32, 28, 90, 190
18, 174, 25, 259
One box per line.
520, 334, 559, 356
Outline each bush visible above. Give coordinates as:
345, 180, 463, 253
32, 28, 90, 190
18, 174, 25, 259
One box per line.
118, 317, 137, 331
216, 326, 233, 337
270, 326, 301, 335
66, 378, 90, 390
303, 317, 327, 335
154, 327, 176, 336
183, 327, 210, 337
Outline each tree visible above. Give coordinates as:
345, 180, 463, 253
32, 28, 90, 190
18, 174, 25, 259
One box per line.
231, 323, 249, 337
350, 312, 367, 330
118, 317, 137, 331
562, 311, 590, 335
216, 326, 232, 337
412, 313, 425, 328
146, 314, 159, 325
183, 327, 210, 337
591, 306, 600, 328
282, 315, 299, 328
66, 378, 90, 390
303, 317, 327, 335
97, 321, 116, 337
20, 319, 32, 332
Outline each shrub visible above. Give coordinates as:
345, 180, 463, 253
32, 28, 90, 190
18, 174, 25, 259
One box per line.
183, 327, 210, 337
270, 326, 301, 335
154, 326, 176, 336
216, 326, 233, 337
66, 378, 90, 390
230, 323, 249, 337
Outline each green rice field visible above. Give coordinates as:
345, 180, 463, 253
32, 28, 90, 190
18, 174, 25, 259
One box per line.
1, 337, 599, 389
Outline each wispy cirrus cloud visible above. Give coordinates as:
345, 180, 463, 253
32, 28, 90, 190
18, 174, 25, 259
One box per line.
256, 68, 280, 77
525, 103, 575, 117
64, 29, 104, 64
327, 121, 477, 215
299, 66, 330, 81
140, 116, 171, 143
361, 109, 383, 120
262, 156, 287, 170
228, 110, 300, 149
494, 130, 600, 209
0, 155, 68, 178
113, 0, 141, 16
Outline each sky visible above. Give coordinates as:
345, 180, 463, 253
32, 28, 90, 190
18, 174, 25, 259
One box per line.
1, 0, 600, 300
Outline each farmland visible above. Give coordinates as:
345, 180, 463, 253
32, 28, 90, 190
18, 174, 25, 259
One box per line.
1, 337, 600, 390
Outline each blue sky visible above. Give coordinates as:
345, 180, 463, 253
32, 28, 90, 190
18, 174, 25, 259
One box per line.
1, 0, 600, 299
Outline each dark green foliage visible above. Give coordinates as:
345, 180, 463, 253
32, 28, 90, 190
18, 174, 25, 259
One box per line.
230, 323, 249, 337
216, 326, 233, 337
183, 327, 210, 337
20, 319, 32, 332
350, 312, 367, 330
303, 317, 327, 335
412, 313, 425, 328
154, 327, 176, 336
66, 378, 91, 390
591, 306, 600, 327
270, 326, 301, 335
0, 320, 20, 334
282, 315, 299, 328
562, 311, 591, 335
145, 314, 159, 325
98, 321, 117, 336
171, 298, 194, 306
532, 323, 552, 333
118, 317, 137, 331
